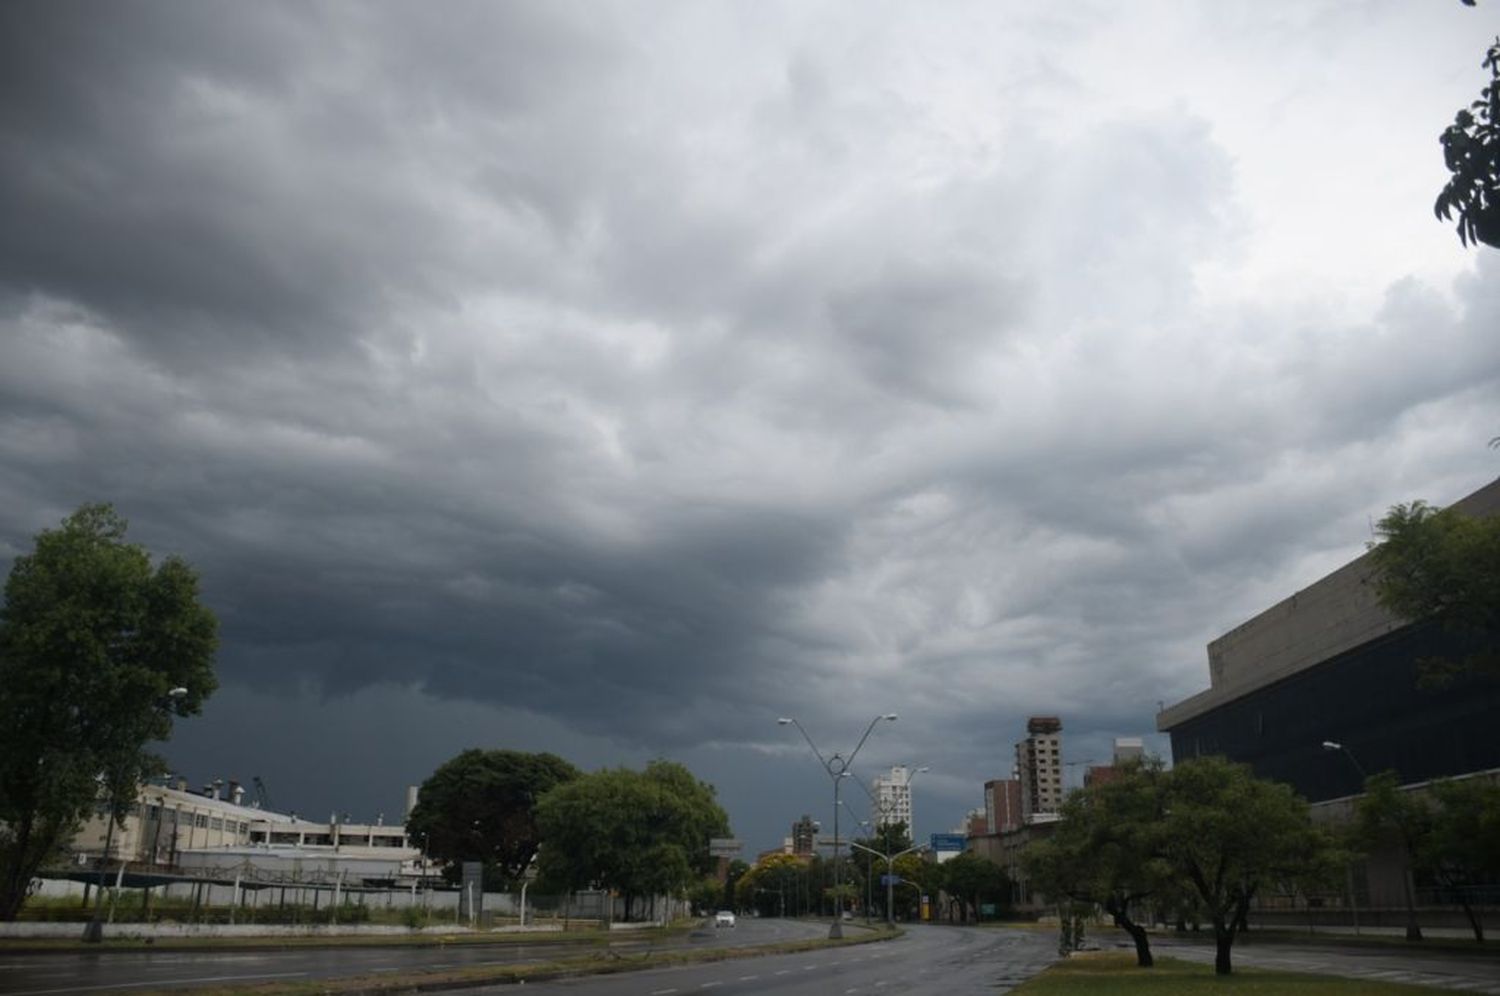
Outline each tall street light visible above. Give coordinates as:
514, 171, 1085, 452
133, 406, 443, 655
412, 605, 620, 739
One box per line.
1321, 739, 1369, 938
849, 838, 928, 927
778, 714, 897, 939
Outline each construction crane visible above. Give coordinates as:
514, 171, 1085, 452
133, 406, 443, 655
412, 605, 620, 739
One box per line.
252, 775, 274, 812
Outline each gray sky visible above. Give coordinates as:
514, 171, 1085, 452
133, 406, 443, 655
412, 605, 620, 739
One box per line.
3, 0, 1498, 854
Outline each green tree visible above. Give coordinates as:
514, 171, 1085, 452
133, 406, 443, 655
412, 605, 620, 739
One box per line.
938, 851, 1009, 923
534, 760, 730, 921
405, 749, 579, 887
1427, 777, 1500, 942
1355, 771, 1431, 941
1435, 33, 1500, 248
1369, 501, 1500, 683
0, 504, 218, 921
1024, 759, 1172, 967
735, 853, 802, 917
1161, 757, 1337, 975
723, 858, 749, 910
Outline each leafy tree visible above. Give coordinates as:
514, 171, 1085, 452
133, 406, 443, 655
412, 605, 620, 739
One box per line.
735, 853, 803, 917
534, 760, 730, 920
0, 504, 217, 921
1369, 501, 1500, 683
723, 858, 749, 909
1435, 33, 1500, 248
1427, 777, 1500, 942
405, 749, 579, 887
1354, 771, 1431, 941
1024, 759, 1172, 967
938, 851, 1009, 923
1357, 772, 1500, 943
1161, 757, 1337, 975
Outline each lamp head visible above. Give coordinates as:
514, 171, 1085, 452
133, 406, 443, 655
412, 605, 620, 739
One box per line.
1321, 740, 1342, 751
777, 718, 793, 725
167, 687, 188, 698
883, 713, 899, 721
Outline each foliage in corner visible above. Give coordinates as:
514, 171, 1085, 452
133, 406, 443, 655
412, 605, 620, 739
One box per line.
1435, 35, 1500, 247
1369, 500, 1500, 683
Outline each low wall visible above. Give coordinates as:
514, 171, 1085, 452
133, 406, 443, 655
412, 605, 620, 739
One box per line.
0, 922, 567, 940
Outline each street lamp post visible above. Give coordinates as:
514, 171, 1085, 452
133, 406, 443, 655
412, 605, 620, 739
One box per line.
1321, 740, 1368, 937
849, 839, 927, 926
778, 714, 897, 939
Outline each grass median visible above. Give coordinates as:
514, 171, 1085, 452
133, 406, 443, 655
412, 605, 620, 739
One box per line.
123, 924, 901, 996
1010, 952, 1441, 995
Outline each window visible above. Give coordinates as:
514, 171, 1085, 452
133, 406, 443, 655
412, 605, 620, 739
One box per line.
194, 813, 208, 829
209, 818, 224, 831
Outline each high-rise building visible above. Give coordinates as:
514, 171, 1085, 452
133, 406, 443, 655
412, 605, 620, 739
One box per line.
983, 778, 1023, 834
872, 765, 914, 830
1113, 737, 1145, 765
1015, 716, 1063, 822
790, 814, 818, 857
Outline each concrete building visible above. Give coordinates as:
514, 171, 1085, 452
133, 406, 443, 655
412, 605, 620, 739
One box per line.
982, 778, 1022, 834
70, 776, 420, 885
1158, 475, 1500, 920
790, 814, 818, 858
871, 765, 915, 830
1082, 736, 1148, 788
1015, 717, 1063, 822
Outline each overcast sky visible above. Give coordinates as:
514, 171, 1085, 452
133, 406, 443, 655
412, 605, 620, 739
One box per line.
3, 1, 1498, 854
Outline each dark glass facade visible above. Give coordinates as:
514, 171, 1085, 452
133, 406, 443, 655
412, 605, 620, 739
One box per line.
1167, 622, 1500, 802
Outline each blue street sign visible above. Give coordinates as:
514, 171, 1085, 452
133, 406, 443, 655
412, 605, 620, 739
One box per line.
929, 833, 966, 852
880, 874, 901, 886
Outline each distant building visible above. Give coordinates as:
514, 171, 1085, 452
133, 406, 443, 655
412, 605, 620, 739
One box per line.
1082, 736, 1148, 788
1016, 716, 1063, 822
872, 765, 915, 830
983, 778, 1022, 834
790, 814, 818, 857
69, 775, 419, 884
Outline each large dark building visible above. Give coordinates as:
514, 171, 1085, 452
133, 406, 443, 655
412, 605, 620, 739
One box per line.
1157, 476, 1500, 803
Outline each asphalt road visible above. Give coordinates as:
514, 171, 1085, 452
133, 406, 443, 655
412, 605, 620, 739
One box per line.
0, 918, 828, 996
453, 924, 1059, 996
1150, 933, 1500, 993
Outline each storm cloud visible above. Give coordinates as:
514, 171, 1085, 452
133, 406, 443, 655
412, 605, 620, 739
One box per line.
3, 0, 1498, 850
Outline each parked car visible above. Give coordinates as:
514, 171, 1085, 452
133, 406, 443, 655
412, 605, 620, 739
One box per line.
715, 910, 737, 928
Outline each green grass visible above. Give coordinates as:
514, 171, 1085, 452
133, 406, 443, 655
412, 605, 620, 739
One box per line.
117, 924, 902, 996
1011, 953, 1442, 995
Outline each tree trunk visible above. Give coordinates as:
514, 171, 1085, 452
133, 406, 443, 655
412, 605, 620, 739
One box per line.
1402, 863, 1423, 941
1212, 918, 1234, 975
1105, 898, 1153, 968
1456, 896, 1484, 944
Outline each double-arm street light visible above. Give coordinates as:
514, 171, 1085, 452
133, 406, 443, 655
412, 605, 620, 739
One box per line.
778, 714, 897, 938
849, 838, 928, 926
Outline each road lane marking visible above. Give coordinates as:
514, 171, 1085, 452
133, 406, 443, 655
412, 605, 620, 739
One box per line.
736, 976, 758, 982
8, 973, 309, 996
774, 969, 791, 975
699, 983, 722, 989
649, 989, 678, 995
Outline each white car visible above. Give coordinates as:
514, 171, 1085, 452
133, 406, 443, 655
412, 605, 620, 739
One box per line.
714, 910, 737, 928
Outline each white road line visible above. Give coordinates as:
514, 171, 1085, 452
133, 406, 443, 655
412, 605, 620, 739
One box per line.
699, 983, 722, 990
7, 972, 309, 996
737, 976, 759, 982
649, 989, 678, 995
774, 969, 791, 976
803, 964, 818, 971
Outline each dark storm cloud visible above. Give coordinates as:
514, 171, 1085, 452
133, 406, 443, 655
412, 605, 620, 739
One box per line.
3, 0, 1498, 850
